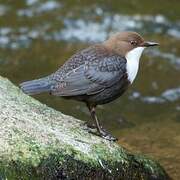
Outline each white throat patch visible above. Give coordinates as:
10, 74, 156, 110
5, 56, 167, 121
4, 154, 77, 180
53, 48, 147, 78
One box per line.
125, 47, 145, 83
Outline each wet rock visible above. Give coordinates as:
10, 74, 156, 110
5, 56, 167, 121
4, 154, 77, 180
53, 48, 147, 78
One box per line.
0, 75, 170, 179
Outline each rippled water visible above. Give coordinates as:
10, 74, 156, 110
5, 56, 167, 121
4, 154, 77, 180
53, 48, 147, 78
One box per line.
0, 0, 179, 179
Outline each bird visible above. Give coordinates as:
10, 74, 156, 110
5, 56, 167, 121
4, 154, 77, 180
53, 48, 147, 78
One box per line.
20, 31, 159, 141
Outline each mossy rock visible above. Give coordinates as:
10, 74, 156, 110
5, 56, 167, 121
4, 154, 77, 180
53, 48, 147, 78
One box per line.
0, 76, 170, 180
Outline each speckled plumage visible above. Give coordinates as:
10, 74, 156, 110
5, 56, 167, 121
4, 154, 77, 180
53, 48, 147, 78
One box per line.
20, 32, 158, 141
48, 45, 128, 106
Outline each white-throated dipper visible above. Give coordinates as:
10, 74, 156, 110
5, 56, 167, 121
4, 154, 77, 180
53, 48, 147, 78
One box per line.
20, 31, 159, 141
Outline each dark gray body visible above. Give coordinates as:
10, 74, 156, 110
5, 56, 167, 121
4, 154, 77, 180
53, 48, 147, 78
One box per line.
20, 45, 130, 106
65, 78, 129, 105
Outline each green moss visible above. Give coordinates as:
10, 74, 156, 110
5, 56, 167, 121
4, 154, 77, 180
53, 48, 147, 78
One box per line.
0, 76, 170, 179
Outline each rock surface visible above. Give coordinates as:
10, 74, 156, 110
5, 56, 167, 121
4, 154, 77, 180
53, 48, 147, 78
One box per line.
0, 76, 169, 180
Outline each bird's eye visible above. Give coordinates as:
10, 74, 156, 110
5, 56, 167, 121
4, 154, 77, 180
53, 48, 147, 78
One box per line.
130, 41, 137, 46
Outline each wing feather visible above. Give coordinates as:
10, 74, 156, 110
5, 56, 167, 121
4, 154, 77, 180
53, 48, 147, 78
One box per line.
51, 45, 127, 96
52, 65, 104, 96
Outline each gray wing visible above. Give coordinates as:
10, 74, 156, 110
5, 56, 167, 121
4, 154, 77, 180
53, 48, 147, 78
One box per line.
51, 46, 127, 96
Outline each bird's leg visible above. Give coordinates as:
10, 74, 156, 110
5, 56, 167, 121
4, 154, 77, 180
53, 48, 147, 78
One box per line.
89, 106, 101, 132
84, 104, 96, 129
87, 105, 117, 141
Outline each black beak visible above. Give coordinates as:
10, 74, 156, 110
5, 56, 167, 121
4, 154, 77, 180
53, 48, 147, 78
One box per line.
141, 41, 159, 47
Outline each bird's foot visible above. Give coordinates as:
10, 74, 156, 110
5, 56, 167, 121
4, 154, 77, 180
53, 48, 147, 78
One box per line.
86, 122, 97, 129
83, 121, 97, 130
88, 127, 118, 142
98, 129, 118, 141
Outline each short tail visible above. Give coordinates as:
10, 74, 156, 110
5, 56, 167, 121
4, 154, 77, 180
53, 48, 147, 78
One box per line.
20, 76, 52, 95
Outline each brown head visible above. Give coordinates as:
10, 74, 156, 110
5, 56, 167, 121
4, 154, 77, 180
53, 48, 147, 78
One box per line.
103, 31, 159, 56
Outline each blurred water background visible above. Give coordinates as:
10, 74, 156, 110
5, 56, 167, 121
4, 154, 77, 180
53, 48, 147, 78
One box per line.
0, 0, 179, 179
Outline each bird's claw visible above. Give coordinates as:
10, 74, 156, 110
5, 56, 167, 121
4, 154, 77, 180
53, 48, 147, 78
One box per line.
83, 122, 118, 141
86, 122, 97, 129
98, 129, 118, 141
87, 127, 118, 142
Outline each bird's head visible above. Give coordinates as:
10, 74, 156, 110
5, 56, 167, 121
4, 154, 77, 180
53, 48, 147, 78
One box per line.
103, 31, 159, 58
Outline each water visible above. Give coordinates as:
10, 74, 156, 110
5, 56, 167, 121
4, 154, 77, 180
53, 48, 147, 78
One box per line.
0, 0, 179, 179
